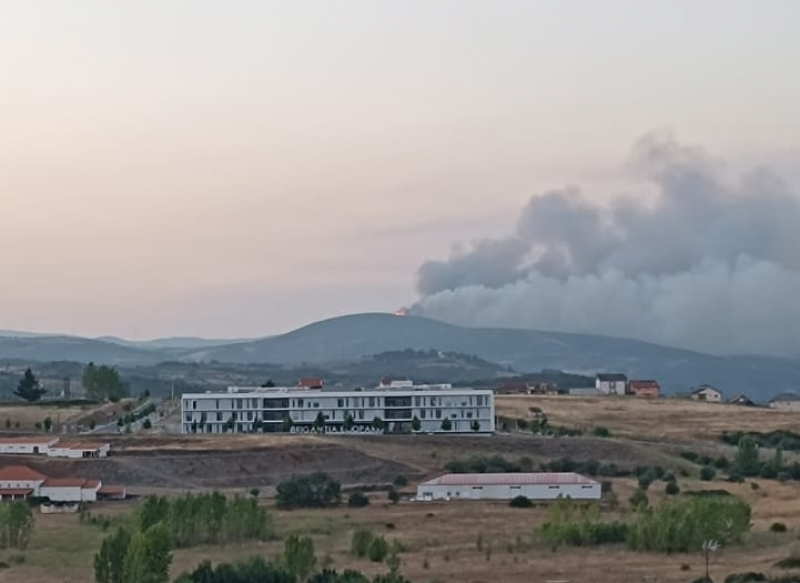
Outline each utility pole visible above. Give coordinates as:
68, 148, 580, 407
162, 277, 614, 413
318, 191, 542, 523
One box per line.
702, 539, 720, 580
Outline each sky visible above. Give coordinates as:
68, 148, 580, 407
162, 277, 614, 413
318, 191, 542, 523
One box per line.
2, 1, 799, 341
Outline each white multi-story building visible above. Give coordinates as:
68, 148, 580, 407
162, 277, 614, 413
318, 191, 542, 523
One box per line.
180, 383, 495, 435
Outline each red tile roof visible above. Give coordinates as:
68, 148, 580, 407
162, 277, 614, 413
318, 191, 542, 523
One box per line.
421, 472, 598, 486
0, 436, 59, 445
0, 465, 47, 481
629, 380, 660, 389
98, 485, 126, 495
298, 378, 323, 388
0, 488, 33, 496
42, 478, 87, 488
83, 479, 101, 490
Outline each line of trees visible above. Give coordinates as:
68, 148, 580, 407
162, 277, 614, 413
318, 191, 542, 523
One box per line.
0, 501, 34, 549
138, 492, 272, 547
83, 363, 128, 401
276, 473, 342, 509
536, 495, 752, 553
94, 523, 172, 583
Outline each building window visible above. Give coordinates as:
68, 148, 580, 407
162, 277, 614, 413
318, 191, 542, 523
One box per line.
420, 409, 426, 419
192, 401, 197, 410
549, 486, 559, 489
435, 409, 442, 419
414, 396, 420, 406
216, 413, 222, 421
358, 410, 364, 420
369, 397, 375, 407
298, 398, 304, 407
236, 399, 243, 409
430, 397, 437, 406
337, 399, 344, 407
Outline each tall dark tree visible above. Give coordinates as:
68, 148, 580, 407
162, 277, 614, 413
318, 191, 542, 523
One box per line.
14, 368, 46, 402
82, 363, 127, 401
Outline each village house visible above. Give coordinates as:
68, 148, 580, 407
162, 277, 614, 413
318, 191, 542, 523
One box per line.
416, 472, 601, 501
595, 373, 628, 396
692, 385, 723, 403
0, 464, 125, 505
627, 380, 660, 398
0, 436, 109, 458
769, 392, 800, 412
728, 394, 757, 407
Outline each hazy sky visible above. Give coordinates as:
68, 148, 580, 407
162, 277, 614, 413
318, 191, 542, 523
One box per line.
2, 1, 799, 339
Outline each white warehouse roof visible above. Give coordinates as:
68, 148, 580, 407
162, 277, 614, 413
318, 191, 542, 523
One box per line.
420, 472, 597, 487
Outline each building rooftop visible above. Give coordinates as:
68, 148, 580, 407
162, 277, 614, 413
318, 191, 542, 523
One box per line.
98, 484, 126, 495
420, 472, 598, 487
54, 442, 107, 450
0, 488, 34, 496
83, 479, 101, 489
596, 374, 627, 382
771, 392, 800, 402
42, 478, 87, 488
0, 436, 60, 445
0, 465, 48, 482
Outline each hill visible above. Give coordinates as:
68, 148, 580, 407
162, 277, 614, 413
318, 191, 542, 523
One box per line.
0, 335, 163, 366
183, 313, 800, 400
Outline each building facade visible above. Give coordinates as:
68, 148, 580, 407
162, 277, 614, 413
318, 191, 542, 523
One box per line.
595, 374, 628, 395
628, 380, 660, 398
181, 384, 495, 434
692, 385, 723, 403
416, 472, 601, 501
769, 392, 800, 411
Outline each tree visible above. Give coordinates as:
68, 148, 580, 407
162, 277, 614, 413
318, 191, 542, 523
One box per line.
43, 416, 53, 432
392, 475, 408, 488
371, 417, 385, 431
735, 436, 761, 476
261, 380, 276, 388
83, 363, 127, 401
411, 416, 421, 432
665, 481, 680, 495
388, 488, 400, 504
348, 491, 370, 508
700, 466, 716, 481
0, 500, 34, 549
470, 420, 481, 432
122, 523, 172, 583
14, 368, 45, 402
314, 412, 327, 433
284, 534, 316, 581
343, 413, 355, 431
276, 473, 342, 509
94, 526, 131, 583
143, 419, 153, 430
629, 488, 649, 509
440, 418, 452, 431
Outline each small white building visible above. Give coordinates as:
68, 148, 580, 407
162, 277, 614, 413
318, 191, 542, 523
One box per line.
595, 374, 628, 396
0, 465, 47, 500
416, 472, 601, 501
47, 442, 110, 459
692, 385, 723, 403
769, 392, 800, 412
40, 478, 101, 503
0, 436, 60, 456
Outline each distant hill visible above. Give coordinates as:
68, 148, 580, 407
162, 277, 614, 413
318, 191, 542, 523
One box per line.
5, 313, 800, 401
0, 336, 163, 366
181, 313, 800, 401
96, 336, 255, 350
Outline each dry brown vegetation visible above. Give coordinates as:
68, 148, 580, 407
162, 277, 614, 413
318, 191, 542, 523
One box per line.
6, 395, 800, 582
497, 394, 800, 441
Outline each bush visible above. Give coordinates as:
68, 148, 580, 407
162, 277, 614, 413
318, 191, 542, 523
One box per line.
142, 419, 152, 430
680, 452, 700, 463
724, 573, 767, 583
601, 480, 613, 494
775, 556, 800, 570
665, 482, 680, 496
714, 456, 730, 469
348, 491, 369, 508
276, 473, 341, 509
629, 489, 648, 509
392, 476, 408, 488
351, 530, 374, 558
700, 466, 716, 481
508, 495, 532, 508
770, 522, 788, 533
387, 489, 400, 505
592, 426, 611, 438
367, 536, 389, 562
637, 472, 656, 491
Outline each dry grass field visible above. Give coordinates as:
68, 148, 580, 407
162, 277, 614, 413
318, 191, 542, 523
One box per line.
0, 400, 133, 432
496, 394, 800, 442
4, 395, 800, 583
7, 475, 800, 583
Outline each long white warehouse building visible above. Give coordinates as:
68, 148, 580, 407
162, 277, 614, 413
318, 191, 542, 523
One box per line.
181, 383, 495, 434
416, 472, 601, 501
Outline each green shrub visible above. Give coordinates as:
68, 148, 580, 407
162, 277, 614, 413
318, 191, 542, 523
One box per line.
601, 480, 613, 494
665, 481, 680, 496
276, 472, 341, 509
348, 491, 369, 508
392, 476, 408, 488
387, 489, 400, 504
724, 573, 767, 583
700, 466, 716, 481
680, 452, 699, 463
508, 495, 532, 508
775, 556, 800, 570
351, 530, 374, 558
770, 522, 788, 533
629, 489, 649, 509
367, 536, 389, 562
592, 426, 611, 438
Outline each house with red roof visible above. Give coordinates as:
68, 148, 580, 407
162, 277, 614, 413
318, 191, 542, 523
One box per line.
0, 464, 124, 505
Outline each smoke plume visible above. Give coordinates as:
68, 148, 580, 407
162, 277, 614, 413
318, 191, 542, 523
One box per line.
413, 131, 800, 356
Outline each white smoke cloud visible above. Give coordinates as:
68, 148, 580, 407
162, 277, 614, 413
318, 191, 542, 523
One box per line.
413, 131, 800, 356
